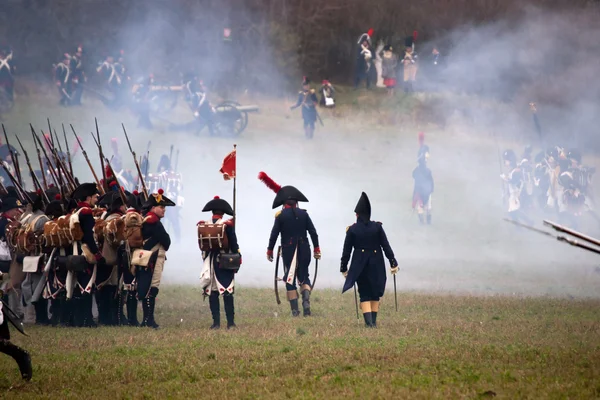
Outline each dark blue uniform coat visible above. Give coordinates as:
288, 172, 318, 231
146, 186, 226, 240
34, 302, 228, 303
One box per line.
268, 207, 319, 290
341, 218, 395, 301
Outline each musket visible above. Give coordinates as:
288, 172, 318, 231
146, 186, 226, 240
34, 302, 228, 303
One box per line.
174, 149, 180, 173
31, 129, 48, 190
0, 156, 33, 204
50, 128, 75, 191
122, 123, 148, 199
168, 145, 174, 169
62, 123, 74, 177
1, 124, 23, 187
31, 127, 61, 190
104, 156, 128, 207
529, 102, 544, 148
144, 141, 151, 180
543, 219, 600, 249
504, 219, 600, 255
95, 118, 107, 192
70, 124, 104, 194
15, 135, 48, 202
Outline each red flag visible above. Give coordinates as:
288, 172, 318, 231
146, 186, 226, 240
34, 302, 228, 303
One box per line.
219, 149, 236, 180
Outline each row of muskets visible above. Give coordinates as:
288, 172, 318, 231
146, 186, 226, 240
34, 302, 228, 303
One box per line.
0, 118, 151, 206
505, 218, 600, 256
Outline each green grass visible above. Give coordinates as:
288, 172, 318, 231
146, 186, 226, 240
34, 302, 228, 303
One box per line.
1, 287, 599, 399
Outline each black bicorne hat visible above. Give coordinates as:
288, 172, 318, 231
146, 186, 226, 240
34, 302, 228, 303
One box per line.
273, 186, 308, 209
143, 189, 176, 208
354, 192, 371, 221
0, 197, 25, 213
71, 183, 99, 202
45, 199, 65, 219
202, 196, 234, 216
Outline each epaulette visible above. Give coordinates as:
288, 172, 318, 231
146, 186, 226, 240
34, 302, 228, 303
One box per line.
143, 214, 159, 224
275, 210, 282, 218
79, 207, 93, 216
224, 219, 234, 227
376, 221, 383, 225
346, 225, 350, 232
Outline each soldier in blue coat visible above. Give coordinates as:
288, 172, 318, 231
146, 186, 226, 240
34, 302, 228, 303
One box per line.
260, 172, 321, 317
290, 77, 318, 139
340, 192, 398, 327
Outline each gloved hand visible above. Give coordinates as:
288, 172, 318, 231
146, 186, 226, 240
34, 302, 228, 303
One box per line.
314, 247, 321, 260
342, 271, 348, 278
340, 262, 348, 274
267, 249, 273, 262
390, 266, 399, 275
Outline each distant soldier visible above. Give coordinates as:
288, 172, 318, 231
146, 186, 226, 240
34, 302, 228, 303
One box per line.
417, 131, 430, 163
54, 54, 74, 106
188, 79, 216, 136
0, 45, 15, 102
379, 45, 398, 96
0, 294, 32, 381
402, 34, 418, 93
354, 29, 375, 89
319, 80, 335, 108
412, 157, 434, 225
156, 153, 183, 243
0, 197, 25, 319
136, 189, 175, 328
501, 150, 532, 224
260, 172, 321, 317
340, 192, 398, 328
70, 45, 85, 105
290, 77, 319, 140
198, 196, 240, 329
96, 52, 126, 107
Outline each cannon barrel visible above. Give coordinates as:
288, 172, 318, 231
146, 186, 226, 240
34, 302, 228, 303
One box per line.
215, 105, 260, 113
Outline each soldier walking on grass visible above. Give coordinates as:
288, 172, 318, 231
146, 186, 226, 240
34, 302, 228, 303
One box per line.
340, 192, 398, 327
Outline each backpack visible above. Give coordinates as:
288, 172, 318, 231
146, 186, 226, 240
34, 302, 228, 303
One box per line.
123, 211, 144, 248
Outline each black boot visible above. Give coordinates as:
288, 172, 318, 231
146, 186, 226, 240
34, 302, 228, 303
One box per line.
126, 291, 139, 327
290, 299, 300, 317
0, 340, 32, 381
33, 299, 50, 325
141, 296, 149, 327
301, 290, 311, 316
147, 296, 159, 329
106, 286, 118, 326
95, 290, 107, 325
50, 297, 62, 327
372, 312, 378, 327
426, 214, 432, 225
223, 294, 235, 329
62, 298, 74, 327
363, 312, 374, 327
209, 292, 220, 329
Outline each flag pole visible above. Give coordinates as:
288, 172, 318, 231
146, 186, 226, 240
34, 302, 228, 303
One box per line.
233, 143, 237, 226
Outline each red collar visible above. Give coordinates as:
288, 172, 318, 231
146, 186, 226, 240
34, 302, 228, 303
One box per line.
284, 204, 296, 209
146, 211, 160, 220
212, 214, 224, 222
77, 202, 91, 208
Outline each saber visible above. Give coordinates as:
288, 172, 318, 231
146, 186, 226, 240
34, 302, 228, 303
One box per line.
312, 258, 319, 290
274, 245, 281, 305
0, 297, 28, 336
353, 284, 359, 320
394, 274, 398, 312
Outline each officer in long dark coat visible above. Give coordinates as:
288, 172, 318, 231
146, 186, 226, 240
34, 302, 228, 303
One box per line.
340, 192, 398, 327
199, 196, 240, 329
0, 297, 32, 381
136, 189, 174, 329
261, 172, 321, 317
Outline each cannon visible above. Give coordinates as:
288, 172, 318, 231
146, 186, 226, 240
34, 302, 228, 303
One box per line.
212, 100, 259, 136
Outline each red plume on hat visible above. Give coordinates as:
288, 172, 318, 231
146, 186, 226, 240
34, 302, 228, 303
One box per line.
258, 172, 281, 193
418, 131, 425, 144
105, 165, 114, 178
367, 28, 374, 37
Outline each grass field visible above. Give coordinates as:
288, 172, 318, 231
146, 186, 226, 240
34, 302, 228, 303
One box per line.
2, 83, 600, 398
1, 287, 599, 399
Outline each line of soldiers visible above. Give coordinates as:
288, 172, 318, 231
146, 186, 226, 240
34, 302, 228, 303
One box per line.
501, 145, 595, 228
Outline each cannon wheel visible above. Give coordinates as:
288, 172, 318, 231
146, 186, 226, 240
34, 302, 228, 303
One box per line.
214, 100, 249, 137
